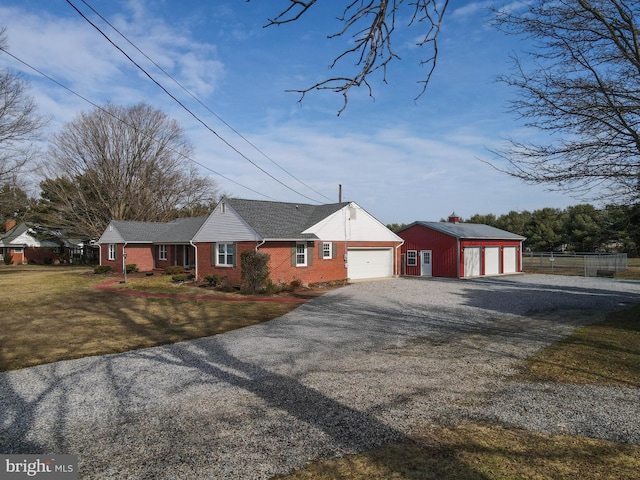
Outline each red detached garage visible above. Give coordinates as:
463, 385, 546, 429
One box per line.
397, 213, 525, 278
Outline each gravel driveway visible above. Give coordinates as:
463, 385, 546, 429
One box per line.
1, 274, 639, 479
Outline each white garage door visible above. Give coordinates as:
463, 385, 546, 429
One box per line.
484, 247, 500, 276
464, 247, 481, 277
347, 249, 393, 280
503, 246, 517, 273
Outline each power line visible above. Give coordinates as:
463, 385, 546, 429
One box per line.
0, 47, 278, 202
66, 0, 327, 204
79, 0, 334, 204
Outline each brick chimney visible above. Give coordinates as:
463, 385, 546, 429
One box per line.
447, 212, 460, 224
5, 219, 17, 232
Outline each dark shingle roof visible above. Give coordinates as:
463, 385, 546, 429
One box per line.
226, 198, 350, 240
111, 217, 208, 243
406, 221, 525, 240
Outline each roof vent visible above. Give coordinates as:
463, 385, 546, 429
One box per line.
447, 212, 460, 224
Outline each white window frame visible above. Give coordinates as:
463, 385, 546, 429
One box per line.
13, 247, 23, 254
407, 250, 417, 266
158, 244, 167, 261
296, 242, 307, 266
108, 244, 116, 261
322, 242, 332, 259
217, 243, 234, 267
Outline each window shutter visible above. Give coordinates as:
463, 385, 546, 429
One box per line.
231, 243, 237, 267
307, 242, 313, 266
319, 243, 323, 259
332, 243, 338, 259
211, 243, 216, 266
291, 242, 296, 266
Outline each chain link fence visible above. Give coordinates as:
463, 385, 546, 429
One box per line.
522, 252, 628, 277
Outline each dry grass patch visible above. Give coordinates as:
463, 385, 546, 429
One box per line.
519, 304, 640, 387
0, 266, 303, 371
275, 423, 640, 480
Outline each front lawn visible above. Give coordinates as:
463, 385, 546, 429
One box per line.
0, 265, 307, 371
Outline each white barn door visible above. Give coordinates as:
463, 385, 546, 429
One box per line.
484, 247, 500, 276
503, 246, 517, 273
464, 247, 481, 277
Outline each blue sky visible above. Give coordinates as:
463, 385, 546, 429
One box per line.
0, 0, 580, 225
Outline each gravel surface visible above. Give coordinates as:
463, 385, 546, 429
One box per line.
1, 274, 639, 478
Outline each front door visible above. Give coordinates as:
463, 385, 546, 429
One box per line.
420, 250, 432, 276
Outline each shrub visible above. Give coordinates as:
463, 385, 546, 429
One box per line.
289, 279, 303, 290
125, 264, 139, 273
3, 251, 13, 265
164, 265, 186, 275
171, 274, 188, 283
94, 265, 113, 274
204, 274, 220, 287
240, 250, 270, 293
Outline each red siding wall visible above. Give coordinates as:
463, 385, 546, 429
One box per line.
400, 225, 459, 278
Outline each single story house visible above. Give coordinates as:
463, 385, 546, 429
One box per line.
397, 213, 525, 278
98, 198, 404, 284
0, 220, 88, 265
98, 217, 208, 273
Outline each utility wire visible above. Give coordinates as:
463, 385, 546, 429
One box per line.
66, 0, 326, 204
79, 0, 334, 204
0, 47, 278, 201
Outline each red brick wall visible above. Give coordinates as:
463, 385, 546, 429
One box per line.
196, 240, 400, 285
100, 243, 154, 273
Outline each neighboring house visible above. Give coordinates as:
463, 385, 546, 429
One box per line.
0, 219, 86, 265
98, 217, 208, 273
397, 213, 525, 278
192, 198, 403, 285
97, 198, 404, 284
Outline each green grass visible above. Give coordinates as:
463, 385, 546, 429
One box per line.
0, 265, 304, 371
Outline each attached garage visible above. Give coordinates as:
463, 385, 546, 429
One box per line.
347, 248, 394, 280
398, 213, 525, 279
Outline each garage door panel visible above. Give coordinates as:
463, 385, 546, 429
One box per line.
484, 247, 500, 276
503, 247, 517, 273
347, 249, 393, 280
464, 247, 481, 277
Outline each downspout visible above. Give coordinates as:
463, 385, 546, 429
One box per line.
190, 241, 198, 280
395, 239, 404, 277
122, 242, 128, 283
255, 239, 266, 251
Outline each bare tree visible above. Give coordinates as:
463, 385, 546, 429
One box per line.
39, 103, 219, 239
490, 1, 640, 204
0, 28, 47, 186
258, 0, 449, 114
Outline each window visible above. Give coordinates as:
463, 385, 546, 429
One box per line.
108, 244, 117, 261
322, 242, 332, 259
158, 244, 167, 261
217, 243, 235, 266
296, 242, 307, 266
407, 250, 417, 266
13, 247, 23, 254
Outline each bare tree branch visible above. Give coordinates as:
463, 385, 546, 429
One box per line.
256, 0, 449, 114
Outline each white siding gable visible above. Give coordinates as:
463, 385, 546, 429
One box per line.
303, 202, 401, 242
192, 200, 259, 243
12, 231, 57, 248
97, 222, 124, 244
